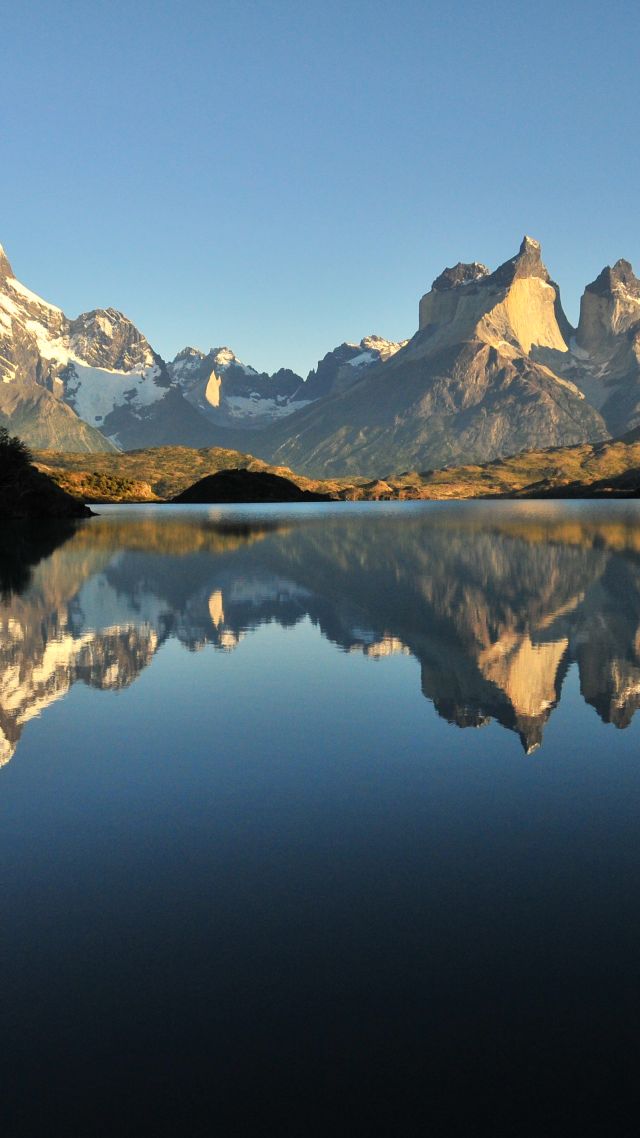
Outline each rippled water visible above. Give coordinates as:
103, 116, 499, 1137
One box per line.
2, 502, 640, 1134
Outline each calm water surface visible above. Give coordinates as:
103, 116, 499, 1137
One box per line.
2, 502, 640, 1134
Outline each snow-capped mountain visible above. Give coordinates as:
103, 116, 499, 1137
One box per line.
167, 337, 407, 431
0, 243, 209, 451
300, 335, 408, 402
1, 240, 407, 451
168, 344, 307, 429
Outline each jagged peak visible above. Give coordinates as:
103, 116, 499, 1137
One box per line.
210, 346, 238, 362
73, 306, 136, 326
432, 262, 490, 291
425, 237, 550, 301
360, 334, 397, 347
489, 234, 550, 288
586, 259, 640, 299
173, 346, 205, 362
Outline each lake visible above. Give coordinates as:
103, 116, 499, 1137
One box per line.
2, 501, 639, 1134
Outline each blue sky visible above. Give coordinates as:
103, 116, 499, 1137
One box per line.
1, 0, 638, 375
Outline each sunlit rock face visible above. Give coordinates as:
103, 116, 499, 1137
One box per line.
419, 237, 569, 356
3, 505, 640, 764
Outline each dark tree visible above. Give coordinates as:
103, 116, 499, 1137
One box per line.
0, 426, 32, 483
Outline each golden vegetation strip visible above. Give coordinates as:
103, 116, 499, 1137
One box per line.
34, 429, 640, 503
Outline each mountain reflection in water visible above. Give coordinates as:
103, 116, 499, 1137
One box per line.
2, 501, 640, 764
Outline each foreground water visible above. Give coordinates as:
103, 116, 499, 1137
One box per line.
2, 501, 640, 1133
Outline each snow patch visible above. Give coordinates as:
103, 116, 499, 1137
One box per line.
65, 362, 165, 424
212, 347, 258, 376
25, 319, 72, 364
347, 351, 375, 368
225, 395, 311, 421
0, 292, 20, 319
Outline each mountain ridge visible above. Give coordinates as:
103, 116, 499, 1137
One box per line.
2, 235, 640, 475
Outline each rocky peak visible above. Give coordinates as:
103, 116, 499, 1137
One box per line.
577, 258, 640, 356
209, 346, 249, 372
173, 346, 205, 363
418, 235, 567, 355
489, 235, 550, 288
586, 259, 640, 300
69, 308, 157, 371
432, 262, 490, 291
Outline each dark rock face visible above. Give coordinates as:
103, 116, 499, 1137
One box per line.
489, 234, 550, 287
585, 259, 640, 300
299, 336, 407, 403
432, 262, 490, 290
172, 469, 331, 503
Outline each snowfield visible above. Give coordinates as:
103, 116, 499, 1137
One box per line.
65, 362, 165, 424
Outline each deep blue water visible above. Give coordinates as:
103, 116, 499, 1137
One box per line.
2, 502, 640, 1134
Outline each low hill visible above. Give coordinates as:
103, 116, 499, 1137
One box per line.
173, 469, 331, 503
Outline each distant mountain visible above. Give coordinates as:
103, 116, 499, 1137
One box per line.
299, 335, 408, 401
168, 345, 306, 428
0, 246, 116, 451
0, 245, 223, 451
251, 238, 611, 477
0, 239, 404, 454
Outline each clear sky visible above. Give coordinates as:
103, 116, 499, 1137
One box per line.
1, 0, 638, 376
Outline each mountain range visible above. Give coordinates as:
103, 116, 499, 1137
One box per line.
2, 236, 640, 475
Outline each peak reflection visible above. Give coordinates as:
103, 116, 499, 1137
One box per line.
2, 503, 640, 763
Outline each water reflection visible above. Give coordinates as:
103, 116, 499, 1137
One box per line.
2, 503, 640, 763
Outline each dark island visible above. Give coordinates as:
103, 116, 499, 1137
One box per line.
172, 468, 332, 504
